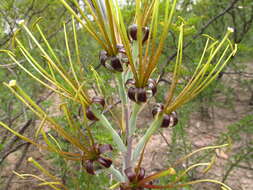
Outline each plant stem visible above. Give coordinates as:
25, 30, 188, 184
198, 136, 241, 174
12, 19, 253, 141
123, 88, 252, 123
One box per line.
132, 114, 163, 164
124, 104, 131, 170
92, 109, 127, 153
129, 103, 142, 136
108, 165, 125, 182
116, 73, 127, 105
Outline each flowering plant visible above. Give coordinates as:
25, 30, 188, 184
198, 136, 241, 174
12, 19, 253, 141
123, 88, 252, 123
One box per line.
0, 0, 237, 189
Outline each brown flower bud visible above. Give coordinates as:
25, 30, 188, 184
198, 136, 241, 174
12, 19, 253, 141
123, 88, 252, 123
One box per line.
85, 106, 98, 121
152, 103, 164, 117
97, 157, 112, 168
161, 114, 172, 128
128, 24, 150, 43
126, 79, 157, 103
84, 160, 95, 175
124, 167, 136, 182
137, 88, 147, 102
128, 87, 137, 102
110, 56, 123, 72
92, 96, 105, 108
152, 104, 178, 128
137, 167, 145, 181
99, 49, 125, 72
142, 26, 150, 43
85, 96, 105, 121
128, 24, 138, 41
161, 111, 178, 128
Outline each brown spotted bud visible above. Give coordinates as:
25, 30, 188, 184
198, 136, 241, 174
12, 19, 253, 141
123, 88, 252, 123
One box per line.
152, 103, 164, 117
128, 87, 137, 102
128, 24, 150, 43
161, 114, 172, 128
137, 167, 145, 181
110, 56, 123, 72
126, 79, 157, 103
99, 48, 127, 72
117, 44, 129, 64
85, 106, 98, 121
124, 167, 136, 182
136, 88, 147, 102
97, 157, 112, 168
85, 96, 105, 121
142, 26, 150, 43
128, 24, 138, 41
146, 79, 157, 98
161, 111, 178, 128
121, 167, 148, 190
84, 160, 95, 175
152, 104, 179, 128
117, 44, 126, 54
82, 144, 113, 175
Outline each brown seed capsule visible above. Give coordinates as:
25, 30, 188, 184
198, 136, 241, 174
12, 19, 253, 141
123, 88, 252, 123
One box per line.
85, 97, 105, 121
100, 49, 125, 72
161, 114, 171, 128
126, 79, 157, 103
137, 167, 145, 181
128, 87, 137, 102
124, 167, 136, 182
128, 24, 150, 43
171, 111, 178, 127
161, 111, 178, 128
97, 157, 112, 168
128, 24, 138, 41
84, 160, 95, 175
85, 106, 98, 121
92, 96, 105, 108
137, 88, 147, 102
152, 103, 164, 117
110, 56, 123, 72
148, 79, 157, 95
142, 26, 150, 43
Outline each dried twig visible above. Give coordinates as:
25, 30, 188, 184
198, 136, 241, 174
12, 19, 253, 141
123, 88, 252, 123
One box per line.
4, 143, 31, 190
0, 119, 32, 164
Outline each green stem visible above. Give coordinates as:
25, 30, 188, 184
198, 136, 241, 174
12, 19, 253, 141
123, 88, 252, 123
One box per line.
116, 73, 127, 105
92, 109, 127, 153
132, 114, 163, 164
129, 103, 142, 136
107, 165, 125, 182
